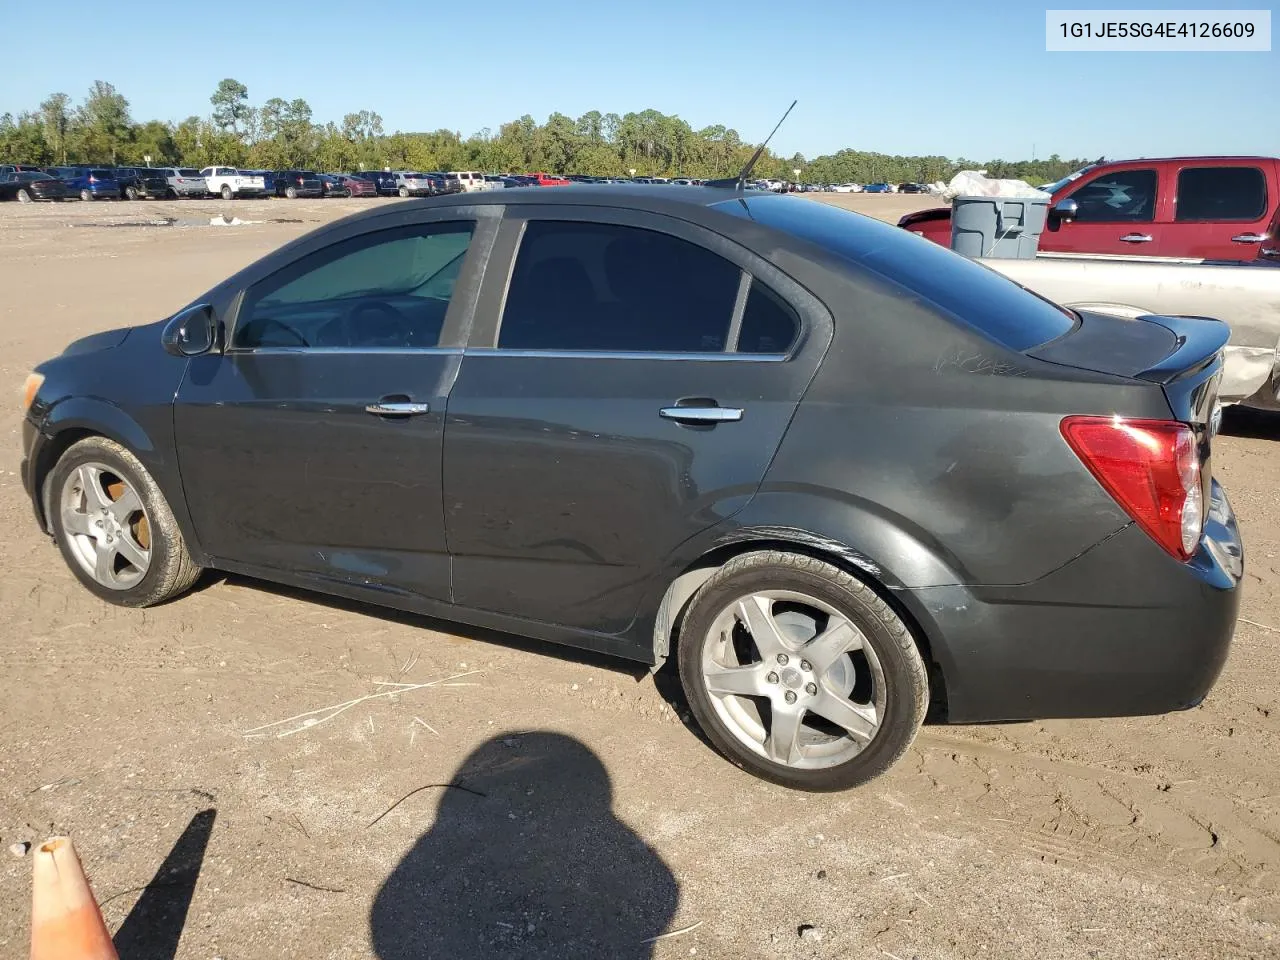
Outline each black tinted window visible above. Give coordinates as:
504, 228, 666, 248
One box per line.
499, 220, 741, 353
1176, 166, 1267, 221
1066, 169, 1157, 222
235, 223, 473, 350
737, 280, 800, 354
715, 195, 1075, 352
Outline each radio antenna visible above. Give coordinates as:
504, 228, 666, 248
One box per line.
706, 99, 797, 191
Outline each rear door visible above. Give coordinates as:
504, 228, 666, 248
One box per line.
442, 207, 832, 638
1041, 164, 1163, 256
174, 210, 494, 600
1160, 159, 1275, 261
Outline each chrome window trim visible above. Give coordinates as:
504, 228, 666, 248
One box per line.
228, 346, 465, 357
460, 347, 788, 362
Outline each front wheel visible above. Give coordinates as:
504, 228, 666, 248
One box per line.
220, 185, 233, 201
285, 186, 298, 199
79, 189, 93, 202
398, 186, 408, 198
47, 436, 203, 607
124, 185, 139, 201
677, 551, 928, 791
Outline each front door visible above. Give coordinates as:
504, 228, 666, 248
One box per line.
1042, 166, 1163, 257
1161, 160, 1276, 261
174, 218, 481, 600
442, 211, 829, 639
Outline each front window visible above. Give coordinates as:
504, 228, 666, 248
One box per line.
234, 223, 474, 350
1065, 169, 1158, 222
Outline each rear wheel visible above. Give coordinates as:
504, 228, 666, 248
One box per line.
398, 186, 409, 198
17, 188, 32, 203
285, 185, 298, 199
124, 185, 139, 200
220, 184, 233, 201
47, 437, 202, 607
677, 551, 929, 791
79, 189, 93, 202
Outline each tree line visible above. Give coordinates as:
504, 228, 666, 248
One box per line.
0, 79, 1092, 186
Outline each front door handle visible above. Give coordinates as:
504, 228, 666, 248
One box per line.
1119, 233, 1153, 243
1231, 233, 1267, 243
366, 401, 430, 417
659, 404, 744, 424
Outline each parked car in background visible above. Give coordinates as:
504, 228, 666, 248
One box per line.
897, 182, 925, 194
1, 164, 47, 178
327, 173, 377, 197
527, 172, 570, 186
20, 186, 1241, 792
271, 170, 324, 199
899, 156, 1280, 262
831, 183, 863, 193
55, 168, 122, 201
201, 167, 267, 200
0, 171, 69, 202
114, 167, 171, 200
318, 174, 350, 198
862, 183, 892, 193
445, 171, 486, 192
483, 174, 506, 189
392, 171, 436, 197
351, 171, 399, 196
426, 173, 462, 196
154, 167, 209, 198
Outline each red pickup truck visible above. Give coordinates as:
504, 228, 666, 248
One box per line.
899, 156, 1280, 262
528, 172, 571, 187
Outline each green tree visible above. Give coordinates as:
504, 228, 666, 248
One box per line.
73, 81, 132, 163
210, 78, 250, 135
38, 94, 71, 164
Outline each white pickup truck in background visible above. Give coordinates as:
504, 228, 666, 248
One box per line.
200, 166, 267, 200
983, 255, 1280, 410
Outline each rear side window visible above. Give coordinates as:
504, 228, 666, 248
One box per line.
498, 220, 741, 353
1176, 166, 1268, 221
1066, 169, 1158, 222
234, 222, 474, 350
738, 280, 800, 354
716, 195, 1075, 352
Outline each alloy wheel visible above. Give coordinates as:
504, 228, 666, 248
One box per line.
701, 590, 886, 769
59, 461, 152, 590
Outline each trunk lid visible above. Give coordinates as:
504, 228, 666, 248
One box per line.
1027, 310, 1227, 426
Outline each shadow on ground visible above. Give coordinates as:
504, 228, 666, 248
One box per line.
370, 732, 679, 959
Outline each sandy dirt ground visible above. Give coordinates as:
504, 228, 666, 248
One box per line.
0, 192, 1277, 960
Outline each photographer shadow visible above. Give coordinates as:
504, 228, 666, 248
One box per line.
370, 731, 679, 960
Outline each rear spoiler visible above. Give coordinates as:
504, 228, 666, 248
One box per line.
1133, 315, 1230, 385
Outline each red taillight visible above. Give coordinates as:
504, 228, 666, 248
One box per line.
1061, 416, 1204, 561
88, 175, 97, 183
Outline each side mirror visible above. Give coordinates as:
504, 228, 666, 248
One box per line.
161, 303, 219, 357
1050, 198, 1079, 222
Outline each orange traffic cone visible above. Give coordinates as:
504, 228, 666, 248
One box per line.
29, 837, 118, 960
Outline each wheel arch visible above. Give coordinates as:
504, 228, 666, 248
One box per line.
32, 399, 206, 563
648, 530, 952, 720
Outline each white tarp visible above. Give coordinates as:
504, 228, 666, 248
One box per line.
944, 170, 1052, 201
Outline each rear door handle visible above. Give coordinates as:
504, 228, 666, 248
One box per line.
1119, 233, 1153, 243
1231, 233, 1266, 243
659, 404, 743, 424
365, 401, 430, 417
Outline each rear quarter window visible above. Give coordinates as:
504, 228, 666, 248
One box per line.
717, 195, 1076, 352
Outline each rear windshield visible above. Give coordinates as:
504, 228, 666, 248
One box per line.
90, 170, 113, 178
715, 195, 1076, 352
178, 169, 199, 176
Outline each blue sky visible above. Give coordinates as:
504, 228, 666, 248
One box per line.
3, 0, 1275, 161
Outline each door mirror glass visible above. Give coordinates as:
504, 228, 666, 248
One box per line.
1050, 198, 1079, 222
162, 304, 218, 357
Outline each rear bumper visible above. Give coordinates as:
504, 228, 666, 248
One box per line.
900, 479, 1243, 722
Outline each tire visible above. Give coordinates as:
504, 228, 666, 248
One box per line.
17, 188, 32, 204
80, 189, 93, 202
285, 186, 298, 199
676, 550, 928, 791
165, 188, 177, 199
46, 436, 202, 608
220, 185, 233, 201
398, 186, 408, 198
124, 185, 139, 201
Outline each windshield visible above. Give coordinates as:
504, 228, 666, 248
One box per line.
1040, 164, 1098, 195
178, 169, 199, 176
715, 194, 1076, 352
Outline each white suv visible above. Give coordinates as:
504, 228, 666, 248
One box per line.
446, 171, 486, 192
